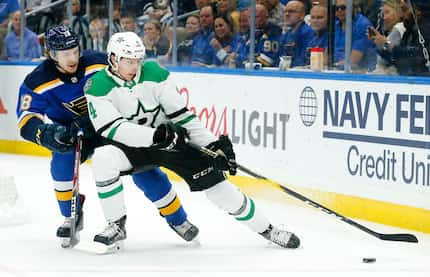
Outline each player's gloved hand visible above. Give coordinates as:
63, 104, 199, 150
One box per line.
152, 122, 189, 150
206, 135, 237, 175
70, 114, 96, 139
36, 123, 74, 153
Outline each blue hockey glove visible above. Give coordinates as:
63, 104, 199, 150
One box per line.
152, 122, 189, 150
70, 114, 96, 139
36, 123, 74, 153
206, 135, 237, 175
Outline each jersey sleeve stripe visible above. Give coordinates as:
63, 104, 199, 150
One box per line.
175, 114, 197, 126
107, 122, 122, 140
85, 64, 107, 76
96, 117, 123, 135
33, 78, 63, 94
166, 107, 188, 119
18, 113, 43, 129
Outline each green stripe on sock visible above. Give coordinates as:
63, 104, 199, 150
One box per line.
98, 184, 123, 199
236, 198, 255, 221
175, 114, 196, 126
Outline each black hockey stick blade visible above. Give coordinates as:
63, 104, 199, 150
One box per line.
188, 142, 419, 244
377, 233, 418, 243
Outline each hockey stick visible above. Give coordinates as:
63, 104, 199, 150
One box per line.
189, 142, 419, 243
69, 130, 84, 247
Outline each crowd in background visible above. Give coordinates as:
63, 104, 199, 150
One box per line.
0, 0, 429, 76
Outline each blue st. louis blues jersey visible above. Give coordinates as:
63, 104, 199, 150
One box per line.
16, 50, 107, 143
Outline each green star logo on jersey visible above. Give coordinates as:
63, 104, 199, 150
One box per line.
127, 100, 162, 128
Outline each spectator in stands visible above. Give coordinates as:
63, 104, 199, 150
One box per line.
334, 0, 377, 71
177, 14, 201, 65
89, 17, 107, 52
111, 1, 123, 34
2, 10, 41, 61
367, 0, 405, 73
215, 0, 239, 31
308, 5, 328, 49
307, 5, 328, 65
190, 5, 215, 66
236, 4, 282, 68
256, 0, 285, 27
238, 8, 250, 42
279, 0, 314, 68
120, 12, 141, 35
370, 0, 430, 76
68, 0, 91, 50
0, 0, 19, 54
210, 15, 240, 66
142, 20, 171, 60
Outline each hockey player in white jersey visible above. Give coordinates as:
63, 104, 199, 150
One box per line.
84, 32, 300, 249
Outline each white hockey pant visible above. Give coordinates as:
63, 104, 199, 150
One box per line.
204, 180, 270, 233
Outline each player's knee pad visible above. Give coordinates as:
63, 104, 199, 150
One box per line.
204, 180, 244, 213
92, 145, 130, 181
132, 168, 172, 201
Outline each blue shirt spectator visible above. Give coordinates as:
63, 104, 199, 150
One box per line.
190, 5, 215, 66
3, 10, 41, 61
280, 21, 314, 67
210, 15, 241, 66
236, 4, 282, 67
191, 29, 215, 66
334, 13, 377, 71
280, 0, 314, 67
4, 27, 41, 61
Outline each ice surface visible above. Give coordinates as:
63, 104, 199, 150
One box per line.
0, 153, 429, 277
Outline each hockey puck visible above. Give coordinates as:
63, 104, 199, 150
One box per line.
362, 258, 376, 263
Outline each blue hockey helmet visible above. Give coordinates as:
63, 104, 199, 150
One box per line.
45, 25, 79, 51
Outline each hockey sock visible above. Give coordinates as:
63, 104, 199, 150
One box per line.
54, 180, 74, 217
204, 180, 270, 233
132, 169, 187, 226
96, 175, 126, 222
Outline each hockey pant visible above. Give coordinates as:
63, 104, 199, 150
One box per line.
50, 151, 187, 226
91, 144, 270, 233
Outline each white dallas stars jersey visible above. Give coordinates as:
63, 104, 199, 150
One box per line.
84, 61, 215, 148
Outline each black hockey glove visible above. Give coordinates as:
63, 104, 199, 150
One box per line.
36, 123, 74, 153
70, 114, 97, 140
152, 122, 189, 150
206, 135, 237, 175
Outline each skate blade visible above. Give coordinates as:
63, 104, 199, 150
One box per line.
60, 233, 80, 248
74, 240, 124, 255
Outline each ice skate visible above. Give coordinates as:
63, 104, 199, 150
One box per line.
260, 224, 300, 249
93, 215, 127, 253
57, 194, 85, 248
169, 219, 199, 242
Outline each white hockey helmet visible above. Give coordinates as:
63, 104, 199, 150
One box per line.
107, 32, 146, 67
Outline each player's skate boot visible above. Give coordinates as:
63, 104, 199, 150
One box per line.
94, 215, 127, 252
260, 224, 300, 249
169, 219, 199, 242
57, 194, 85, 248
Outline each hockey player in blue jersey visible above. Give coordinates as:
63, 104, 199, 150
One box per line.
16, 25, 199, 248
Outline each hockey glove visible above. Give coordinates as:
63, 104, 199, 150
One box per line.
206, 135, 238, 175
36, 123, 74, 153
70, 114, 97, 140
152, 122, 189, 150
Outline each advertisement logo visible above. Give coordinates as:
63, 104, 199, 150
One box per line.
0, 97, 7, 114
299, 86, 317, 127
